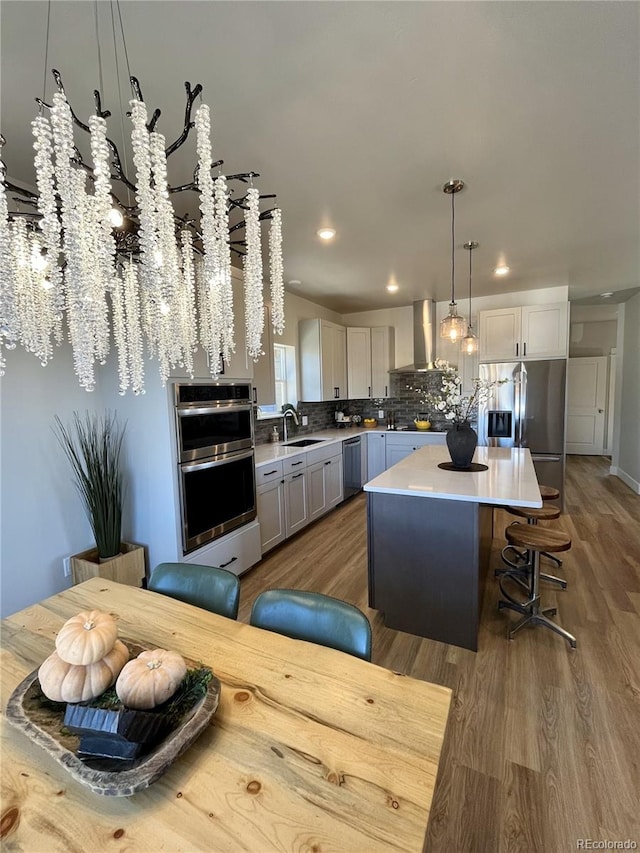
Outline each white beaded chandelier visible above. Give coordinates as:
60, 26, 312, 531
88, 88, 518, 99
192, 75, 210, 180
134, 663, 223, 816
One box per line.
0, 71, 285, 394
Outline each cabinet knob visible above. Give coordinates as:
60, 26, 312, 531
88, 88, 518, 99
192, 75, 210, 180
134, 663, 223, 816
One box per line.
523, 342, 527, 357
516, 342, 519, 357
324, 460, 331, 466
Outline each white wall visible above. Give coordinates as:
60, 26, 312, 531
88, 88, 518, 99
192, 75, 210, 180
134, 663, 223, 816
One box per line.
616, 292, 640, 492
0, 345, 100, 616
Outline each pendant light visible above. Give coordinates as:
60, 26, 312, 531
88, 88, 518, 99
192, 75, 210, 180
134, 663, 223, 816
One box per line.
461, 241, 479, 355
440, 179, 467, 342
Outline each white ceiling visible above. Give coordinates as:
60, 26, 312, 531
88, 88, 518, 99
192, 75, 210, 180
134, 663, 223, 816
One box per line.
1, 1, 638, 314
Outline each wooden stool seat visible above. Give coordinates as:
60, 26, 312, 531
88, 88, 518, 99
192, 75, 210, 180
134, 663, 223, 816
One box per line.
505, 524, 571, 554
540, 484, 560, 501
500, 526, 575, 648
506, 505, 561, 522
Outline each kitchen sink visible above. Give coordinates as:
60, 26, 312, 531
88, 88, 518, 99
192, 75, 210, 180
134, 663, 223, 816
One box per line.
284, 439, 327, 447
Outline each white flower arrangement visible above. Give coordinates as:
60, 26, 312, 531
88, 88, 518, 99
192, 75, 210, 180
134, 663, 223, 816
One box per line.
412, 360, 508, 425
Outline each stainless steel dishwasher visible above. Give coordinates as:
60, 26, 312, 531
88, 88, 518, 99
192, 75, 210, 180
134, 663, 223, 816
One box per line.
342, 436, 362, 499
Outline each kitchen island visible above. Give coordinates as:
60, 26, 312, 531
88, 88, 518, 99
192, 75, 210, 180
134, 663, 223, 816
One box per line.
364, 445, 541, 651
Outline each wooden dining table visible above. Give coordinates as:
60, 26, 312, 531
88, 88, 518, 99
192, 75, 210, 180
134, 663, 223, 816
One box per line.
1, 578, 452, 852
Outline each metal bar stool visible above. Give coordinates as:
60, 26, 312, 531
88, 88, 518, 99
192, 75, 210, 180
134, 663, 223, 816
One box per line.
499, 524, 576, 648
499, 504, 567, 589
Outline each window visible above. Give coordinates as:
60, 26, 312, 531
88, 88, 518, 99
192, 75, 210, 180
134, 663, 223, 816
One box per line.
258, 344, 298, 417
274, 344, 297, 409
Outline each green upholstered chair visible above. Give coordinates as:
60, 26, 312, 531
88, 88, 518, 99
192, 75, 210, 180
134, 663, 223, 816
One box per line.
149, 562, 240, 620
250, 589, 372, 661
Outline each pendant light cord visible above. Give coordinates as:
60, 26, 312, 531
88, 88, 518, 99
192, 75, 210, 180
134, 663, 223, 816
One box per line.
110, 0, 132, 208
450, 191, 455, 304
40, 0, 52, 107
94, 1, 105, 101
468, 244, 472, 316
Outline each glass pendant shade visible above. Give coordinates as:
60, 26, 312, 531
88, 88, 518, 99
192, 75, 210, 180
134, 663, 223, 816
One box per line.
461, 240, 478, 355
440, 303, 467, 342
461, 327, 478, 354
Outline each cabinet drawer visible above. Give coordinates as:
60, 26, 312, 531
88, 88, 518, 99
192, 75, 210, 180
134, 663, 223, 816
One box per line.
181, 520, 261, 576
283, 453, 308, 474
306, 441, 341, 466
255, 460, 284, 484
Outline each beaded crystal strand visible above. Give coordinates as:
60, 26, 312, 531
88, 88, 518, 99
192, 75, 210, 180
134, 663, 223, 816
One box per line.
51, 91, 106, 391
195, 103, 227, 376
244, 187, 264, 360
0, 143, 18, 375
213, 174, 234, 363
269, 208, 285, 336
31, 114, 63, 346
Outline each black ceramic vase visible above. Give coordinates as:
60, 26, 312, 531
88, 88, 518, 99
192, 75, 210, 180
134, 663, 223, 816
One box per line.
446, 422, 478, 469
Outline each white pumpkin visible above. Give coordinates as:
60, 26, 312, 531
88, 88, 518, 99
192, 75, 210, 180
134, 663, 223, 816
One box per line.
116, 649, 187, 710
39, 639, 129, 703
55, 609, 118, 665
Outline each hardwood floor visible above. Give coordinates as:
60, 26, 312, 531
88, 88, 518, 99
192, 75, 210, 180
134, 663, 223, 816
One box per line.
239, 456, 640, 852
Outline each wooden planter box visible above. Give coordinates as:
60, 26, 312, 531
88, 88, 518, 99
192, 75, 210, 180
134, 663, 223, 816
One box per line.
71, 542, 146, 587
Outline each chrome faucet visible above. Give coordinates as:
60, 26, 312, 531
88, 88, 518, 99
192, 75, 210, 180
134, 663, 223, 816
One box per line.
282, 408, 299, 442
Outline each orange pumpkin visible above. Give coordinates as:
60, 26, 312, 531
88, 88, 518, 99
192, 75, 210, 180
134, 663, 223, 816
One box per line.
116, 649, 187, 709
55, 610, 118, 665
38, 639, 129, 703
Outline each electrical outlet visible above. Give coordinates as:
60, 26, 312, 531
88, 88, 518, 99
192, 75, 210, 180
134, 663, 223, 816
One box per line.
302, 415, 308, 426
378, 409, 385, 419
63, 556, 71, 578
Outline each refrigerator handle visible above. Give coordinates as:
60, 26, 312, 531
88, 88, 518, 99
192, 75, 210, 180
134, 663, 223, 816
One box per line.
519, 369, 527, 445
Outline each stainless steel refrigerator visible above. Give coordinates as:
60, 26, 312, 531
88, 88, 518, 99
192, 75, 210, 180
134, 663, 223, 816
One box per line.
477, 359, 567, 507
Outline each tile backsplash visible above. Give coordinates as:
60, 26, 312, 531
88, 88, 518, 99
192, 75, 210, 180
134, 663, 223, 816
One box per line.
254, 371, 451, 444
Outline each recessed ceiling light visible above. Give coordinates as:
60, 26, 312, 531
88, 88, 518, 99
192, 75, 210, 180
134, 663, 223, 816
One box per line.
494, 265, 510, 276
317, 227, 336, 240
386, 283, 399, 293
600, 291, 614, 298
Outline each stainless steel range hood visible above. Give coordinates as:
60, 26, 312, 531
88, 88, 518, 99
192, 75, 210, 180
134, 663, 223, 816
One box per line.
391, 300, 438, 372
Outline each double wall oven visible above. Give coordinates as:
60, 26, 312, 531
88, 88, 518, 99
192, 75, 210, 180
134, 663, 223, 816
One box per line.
175, 383, 256, 554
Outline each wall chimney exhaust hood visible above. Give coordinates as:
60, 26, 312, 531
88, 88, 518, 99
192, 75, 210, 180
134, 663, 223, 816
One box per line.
391, 300, 439, 373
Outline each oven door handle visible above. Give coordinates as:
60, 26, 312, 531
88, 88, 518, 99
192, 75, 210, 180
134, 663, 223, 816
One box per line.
181, 449, 255, 473
177, 404, 253, 417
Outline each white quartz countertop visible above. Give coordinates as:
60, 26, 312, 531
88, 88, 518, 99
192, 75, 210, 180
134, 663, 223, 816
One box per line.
254, 428, 366, 466
364, 445, 542, 508
254, 427, 447, 467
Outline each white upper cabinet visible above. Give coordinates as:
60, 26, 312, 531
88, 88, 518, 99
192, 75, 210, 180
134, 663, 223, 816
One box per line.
252, 305, 275, 406
371, 326, 394, 398
300, 319, 347, 401
479, 303, 568, 362
346, 326, 394, 399
347, 327, 372, 399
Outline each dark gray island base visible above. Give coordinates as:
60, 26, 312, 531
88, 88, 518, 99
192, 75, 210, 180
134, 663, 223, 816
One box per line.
367, 492, 493, 651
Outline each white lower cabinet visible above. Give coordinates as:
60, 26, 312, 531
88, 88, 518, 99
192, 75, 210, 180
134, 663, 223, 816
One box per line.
284, 469, 309, 538
181, 519, 261, 576
255, 442, 345, 553
256, 478, 286, 553
308, 452, 343, 522
385, 433, 446, 468
367, 432, 387, 481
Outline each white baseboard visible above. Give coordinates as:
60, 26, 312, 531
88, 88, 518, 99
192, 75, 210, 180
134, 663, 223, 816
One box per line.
610, 466, 640, 494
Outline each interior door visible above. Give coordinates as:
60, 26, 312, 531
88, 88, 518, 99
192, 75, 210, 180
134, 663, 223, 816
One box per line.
566, 357, 607, 454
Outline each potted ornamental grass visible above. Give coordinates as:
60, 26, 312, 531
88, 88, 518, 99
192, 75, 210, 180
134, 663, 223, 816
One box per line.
54, 411, 145, 587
